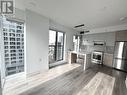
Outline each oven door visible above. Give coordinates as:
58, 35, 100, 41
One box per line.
92, 52, 103, 64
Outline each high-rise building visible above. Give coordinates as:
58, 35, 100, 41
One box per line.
2, 18, 24, 76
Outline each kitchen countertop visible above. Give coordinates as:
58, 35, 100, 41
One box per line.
69, 51, 91, 55
68, 51, 91, 71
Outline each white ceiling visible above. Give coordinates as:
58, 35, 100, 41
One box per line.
16, 0, 127, 30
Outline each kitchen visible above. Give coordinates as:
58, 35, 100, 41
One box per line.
69, 30, 127, 87
1, 0, 127, 95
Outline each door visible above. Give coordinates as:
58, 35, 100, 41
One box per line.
49, 30, 64, 64
56, 32, 64, 61
49, 30, 56, 64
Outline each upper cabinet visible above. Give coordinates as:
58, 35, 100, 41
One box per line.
83, 32, 115, 46
115, 31, 127, 41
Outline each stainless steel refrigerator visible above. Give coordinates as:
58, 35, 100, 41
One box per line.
113, 41, 127, 72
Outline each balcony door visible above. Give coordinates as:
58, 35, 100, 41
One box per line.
49, 30, 64, 64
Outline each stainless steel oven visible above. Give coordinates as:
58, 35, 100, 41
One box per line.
91, 51, 103, 64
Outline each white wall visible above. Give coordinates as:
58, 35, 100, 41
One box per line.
6, 8, 25, 21
0, 8, 76, 77
25, 10, 76, 75
26, 9, 49, 75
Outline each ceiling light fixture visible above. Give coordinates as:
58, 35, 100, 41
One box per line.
74, 24, 84, 28
74, 24, 90, 35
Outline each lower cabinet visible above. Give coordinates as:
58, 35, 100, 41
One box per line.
103, 53, 113, 67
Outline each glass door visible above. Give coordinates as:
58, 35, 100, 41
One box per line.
49, 30, 56, 64
56, 32, 64, 61
49, 30, 64, 64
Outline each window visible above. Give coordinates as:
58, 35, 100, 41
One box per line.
49, 30, 64, 64
2, 19, 24, 76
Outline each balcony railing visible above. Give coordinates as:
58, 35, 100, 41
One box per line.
49, 44, 63, 64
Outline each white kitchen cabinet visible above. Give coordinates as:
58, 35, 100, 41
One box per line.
103, 53, 113, 67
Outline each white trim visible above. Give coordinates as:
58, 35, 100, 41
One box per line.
26, 71, 40, 78
26, 70, 49, 78
24, 18, 27, 78
49, 60, 67, 67
5, 72, 25, 81
0, 16, 6, 88
63, 33, 66, 61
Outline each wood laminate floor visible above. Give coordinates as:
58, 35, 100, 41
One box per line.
78, 72, 115, 95
4, 63, 127, 95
